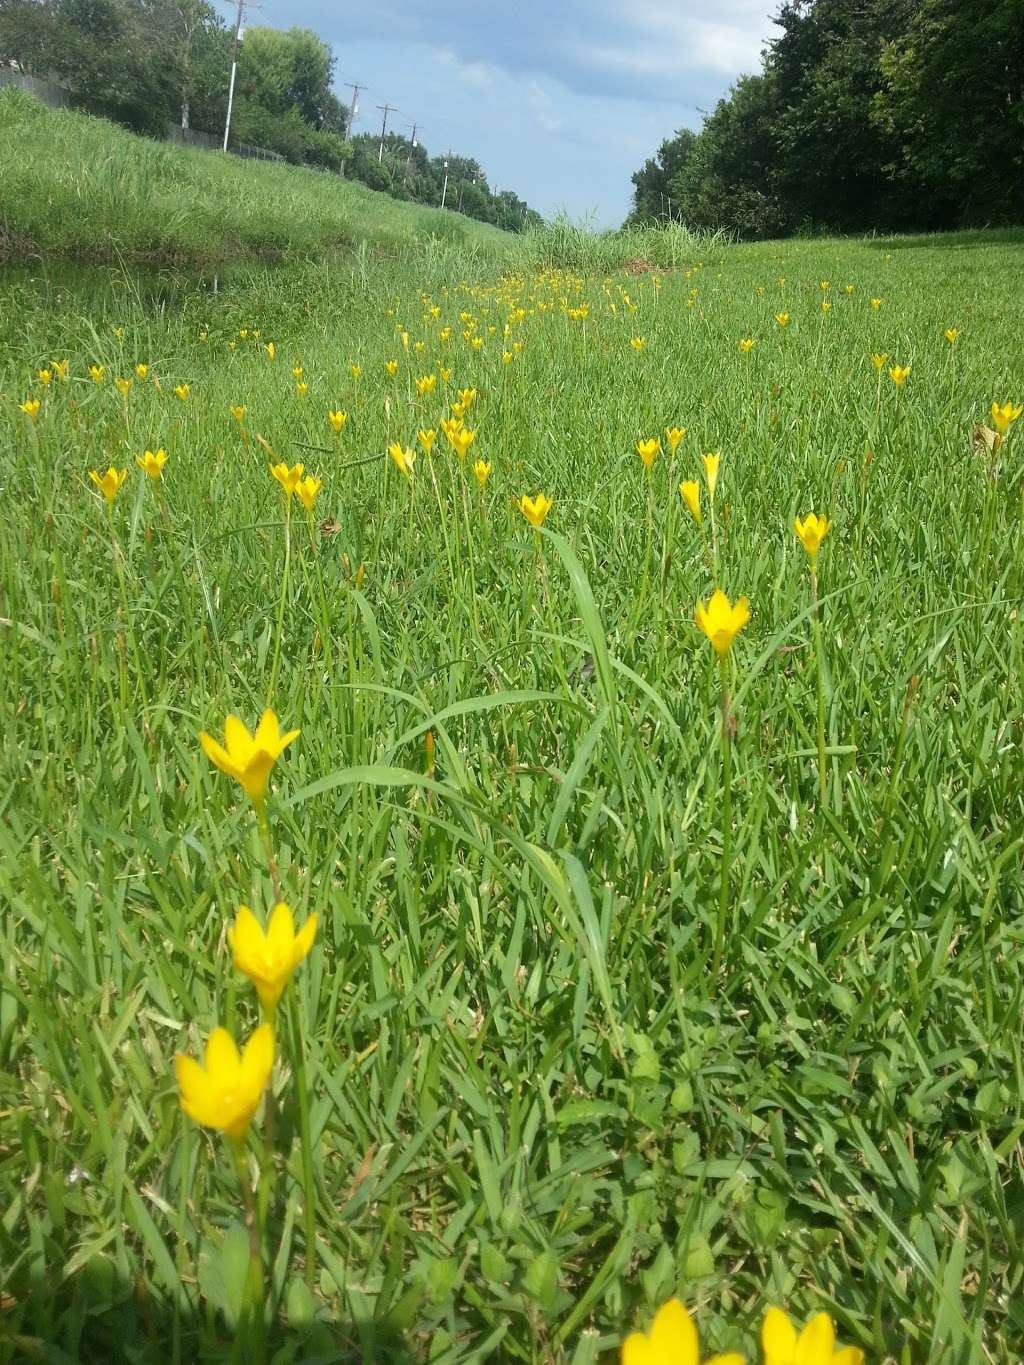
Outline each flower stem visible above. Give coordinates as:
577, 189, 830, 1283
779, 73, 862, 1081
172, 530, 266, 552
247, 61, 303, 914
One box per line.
255, 803, 282, 903
713, 658, 732, 979
268, 498, 291, 705
811, 563, 828, 807
287, 982, 318, 1295
231, 1139, 265, 1365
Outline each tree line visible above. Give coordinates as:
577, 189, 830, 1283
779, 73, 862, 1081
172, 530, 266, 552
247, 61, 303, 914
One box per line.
0, 0, 541, 231
629, 0, 1024, 238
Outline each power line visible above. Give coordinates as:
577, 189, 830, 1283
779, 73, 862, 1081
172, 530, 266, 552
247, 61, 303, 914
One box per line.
376, 103, 396, 162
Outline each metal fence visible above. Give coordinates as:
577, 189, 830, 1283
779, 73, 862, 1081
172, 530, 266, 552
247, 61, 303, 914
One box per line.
1, 66, 283, 163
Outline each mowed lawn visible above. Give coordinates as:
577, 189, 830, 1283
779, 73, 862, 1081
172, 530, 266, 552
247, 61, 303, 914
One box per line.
1, 230, 1023, 1364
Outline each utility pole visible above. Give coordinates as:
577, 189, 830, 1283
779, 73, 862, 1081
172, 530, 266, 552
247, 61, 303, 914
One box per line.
342, 82, 362, 140
440, 151, 450, 209
376, 103, 395, 162
404, 121, 418, 187
222, 0, 246, 152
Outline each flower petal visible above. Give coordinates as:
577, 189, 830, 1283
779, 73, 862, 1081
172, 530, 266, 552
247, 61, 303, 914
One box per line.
649, 1299, 698, 1365
762, 1307, 798, 1363
795, 1313, 834, 1365
204, 1027, 241, 1085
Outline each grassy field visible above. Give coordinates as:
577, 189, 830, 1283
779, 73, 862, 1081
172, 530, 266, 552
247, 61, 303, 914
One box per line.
1, 221, 1023, 1365
0, 88, 506, 267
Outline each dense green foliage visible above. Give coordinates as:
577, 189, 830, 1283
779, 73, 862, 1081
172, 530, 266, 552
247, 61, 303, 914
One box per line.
1, 226, 1023, 1362
629, 0, 1024, 238
0, 89, 509, 265
0, 0, 540, 228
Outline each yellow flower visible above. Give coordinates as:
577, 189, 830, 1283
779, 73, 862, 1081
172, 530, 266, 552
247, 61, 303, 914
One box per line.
229, 903, 318, 1010
679, 480, 702, 526
414, 340, 425, 353
636, 437, 660, 471
89, 364, 106, 385
385, 359, 399, 376
387, 442, 416, 479
990, 401, 1022, 436
415, 374, 437, 395
888, 364, 910, 387
19, 397, 41, 422
470, 337, 483, 350
328, 409, 347, 433
621, 1299, 743, 1365
295, 475, 322, 512
738, 338, 755, 353
519, 493, 553, 528
472, 459, 492, 488
37, 368, 53, 386
439, 328, 451, 343
239, 329, 249, 339
503, 351, 514, 365
457, 388, 477, 407
175, 1023, 274, 1141
820, 281, 830, 291
870, 352, 888, 371
695, 589, 751, 658
265, 342, 276, 361
199, 709, 300, 806
821, 300, 831, 313
793, 512, 831, 560
53, 359, 69, 380
440, 416, 463, 447
135, 363, 149, 380
295, 381, 308, 398
943, 328, 959, 344
88, 467, 128, 504
115, 377, 132, 398
292, 366, 303, 380
174, 384, 190, 401
231, 405, 247, 424
350, 363, 362, 379
399, 329, 410, 351
702, 452, 721, 500
270, 462, 305, 497
417, 428, 436, 455
665, 426, 686, 454
870, 298, 882, 309
843, 284, 854, 295
450, 427, 477, 462
762, 1307, 863, 1365
113, 326, 124, 339
775, 313, 790, 327
135, 448, 168, 480
630, 337, 646, 351
439, 366, 452, 381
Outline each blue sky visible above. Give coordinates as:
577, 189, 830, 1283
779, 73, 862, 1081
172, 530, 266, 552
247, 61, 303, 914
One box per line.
247, 1, 780, 226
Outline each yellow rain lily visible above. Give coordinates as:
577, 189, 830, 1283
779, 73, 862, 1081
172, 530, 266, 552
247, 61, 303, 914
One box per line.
519, 493, 552, 528
990, 401, 1022, 436
418, 428, 436, 455
37, 368, 53, 386
53, 359, 69, 380
295, 381, 308, 398
702, 452, 721, 500
762, 1307, 863, 1365
695, 589, 750, 658
621, 1299, 743, 1365
19, 398, 41, 422
295, 475, 322, 512
291, 366, 303, 381
636, 438, 660, 471
871, 352, 888, 371
230, 405, 247, 424
387, 442, 416, 479
449, 427, 477, 462
472, 459, 492, 488
175, 1023, 274, 1141
821, 300, 832, 313
89, 364, 106, 384
328, 409, 347, 433
265, 342, 276, 361
665, 426, 686, 454
174, 384, 190, 401
270, 462, 305, 498
888, 364, 911, 387
944, 328, 959, 344
457, 388, 478, 407
88, 467, 128, 505
630, 337, 646, 351
199, 709, 300, 807
228, 903, 318, 1011
416, 374, 437, 395
115, 377, 132, 398
350, 363, 361, 379
135, 448, 168, 480
135, 363, 149, 380
794, 512, 831, 561
738, 338, 755, 352
870, 298, 882, 309
384, 359, 398, 376
679, 480, 702, 526
775, 312, 790, 327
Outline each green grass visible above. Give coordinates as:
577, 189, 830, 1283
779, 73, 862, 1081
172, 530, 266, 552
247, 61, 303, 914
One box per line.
0, 89, 507, 267
1, 229, 1023, 1365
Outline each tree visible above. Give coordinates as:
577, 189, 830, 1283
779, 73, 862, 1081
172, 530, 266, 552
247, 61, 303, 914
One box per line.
628, 128, 697, 223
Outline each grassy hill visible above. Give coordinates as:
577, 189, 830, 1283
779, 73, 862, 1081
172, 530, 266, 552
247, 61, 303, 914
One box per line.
0, 88, 509, 267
